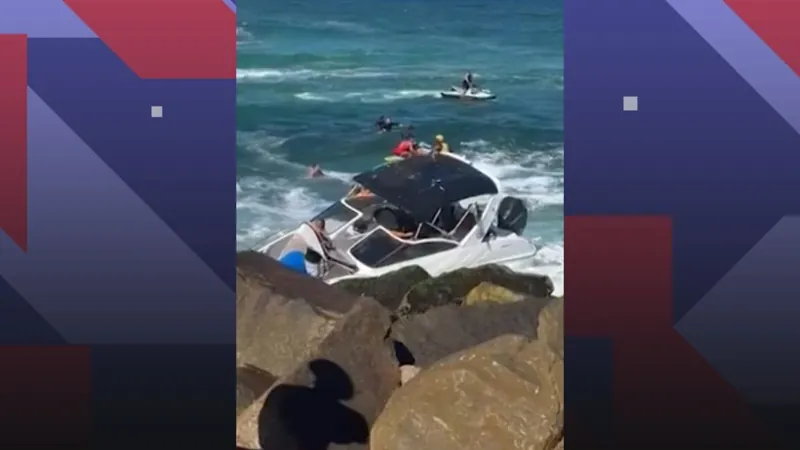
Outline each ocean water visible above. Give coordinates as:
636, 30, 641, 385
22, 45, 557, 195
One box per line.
236, 0, 564, 294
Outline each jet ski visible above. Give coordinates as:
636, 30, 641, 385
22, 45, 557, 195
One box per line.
440, 86, 496, 100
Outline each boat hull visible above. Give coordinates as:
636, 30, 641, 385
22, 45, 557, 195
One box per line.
440, 87, 496, 100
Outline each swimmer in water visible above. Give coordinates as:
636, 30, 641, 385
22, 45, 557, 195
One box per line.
307, 164, 324, 178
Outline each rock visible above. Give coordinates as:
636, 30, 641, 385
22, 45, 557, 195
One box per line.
236, 251, 362, 379
333, 266, 431, 311
401, 265, 553, 316
391, 297, 550, 368
464, 281, 527, 306
237, 289, 399, 450
370, 335, 564, 450
537, 297, 563, 358
237, 365, 277, 417
399, 365, 420, 385
237, 251, 271, 307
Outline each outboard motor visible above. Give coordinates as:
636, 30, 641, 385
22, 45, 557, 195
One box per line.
496, 196, 528, 235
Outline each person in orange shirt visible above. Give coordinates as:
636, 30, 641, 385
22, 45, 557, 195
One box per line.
391, 139, 422, 158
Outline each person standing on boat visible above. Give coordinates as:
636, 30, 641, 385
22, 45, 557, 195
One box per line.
302, 248, 324, 278
309, 219, 335, 252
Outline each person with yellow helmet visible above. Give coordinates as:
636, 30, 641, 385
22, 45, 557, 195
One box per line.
433, 134, 450, 154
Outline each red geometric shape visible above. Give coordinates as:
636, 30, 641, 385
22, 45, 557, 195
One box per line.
566, 215, 784, 448
0, 34, 28, 251
0, 346, 91, 447
725, 0, 800, 77
566, 216, 673, 337
62, 0, 235, 79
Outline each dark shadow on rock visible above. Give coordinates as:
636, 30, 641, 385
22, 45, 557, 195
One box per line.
392, 340, 416, 366
258, 359, 369, 450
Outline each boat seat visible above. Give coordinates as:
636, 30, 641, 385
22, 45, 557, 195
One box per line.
416, 222, 442, 239
451, 212, 477, 241
435, 205, 462, 232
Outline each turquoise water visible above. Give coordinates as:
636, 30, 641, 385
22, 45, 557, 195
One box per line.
236, 0, 564, 293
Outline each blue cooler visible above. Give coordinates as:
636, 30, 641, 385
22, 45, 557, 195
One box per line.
278, 250, 308, 275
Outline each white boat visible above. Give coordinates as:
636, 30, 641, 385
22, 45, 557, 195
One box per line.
440, 86, 496, 100
257, 153, 537, 283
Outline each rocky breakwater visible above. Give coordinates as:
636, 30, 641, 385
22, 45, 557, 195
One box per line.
236, 251, 400, 450
336, 265, 556, 368
371, 298, 564, 450
236, 250, 562, 450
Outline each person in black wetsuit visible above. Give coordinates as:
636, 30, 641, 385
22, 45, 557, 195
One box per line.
375, 115, 395, 132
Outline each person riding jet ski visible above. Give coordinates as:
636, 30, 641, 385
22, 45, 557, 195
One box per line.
461, 72, 474, 92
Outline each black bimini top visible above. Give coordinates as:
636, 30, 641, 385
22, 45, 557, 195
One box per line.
353, 155, 498, 221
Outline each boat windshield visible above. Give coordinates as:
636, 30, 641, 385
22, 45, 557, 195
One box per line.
349, 228, 457, 268
310, 201, 358, 234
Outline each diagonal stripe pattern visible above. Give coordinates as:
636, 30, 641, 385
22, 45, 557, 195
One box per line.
0, 0, 235, 345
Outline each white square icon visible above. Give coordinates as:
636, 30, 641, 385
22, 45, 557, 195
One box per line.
623, 96, 638, 112
151, 105, 163, 118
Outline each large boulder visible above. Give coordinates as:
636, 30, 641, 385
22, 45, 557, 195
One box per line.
333, 266, 431, 311
390, 297, 552, 368
537, 297, 563, 357
400, 265, 554, 316
237, 365, 277, 417
236, 262, 400, 449
237, 252, 271, 307
236, 251, 362, 378
370, 334, 564, 450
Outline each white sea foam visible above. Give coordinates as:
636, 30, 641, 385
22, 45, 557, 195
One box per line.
294, 89, 441, 103
312, 20, 375, 34
460, 140, 564, 211
513, 242, 564, 297
236, 67, 393, 83
238, 131, 289, 155
457, 140, 563, 294
237, 177, 330, 247
236, 26, 251, 38
266, 16, 376, 34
